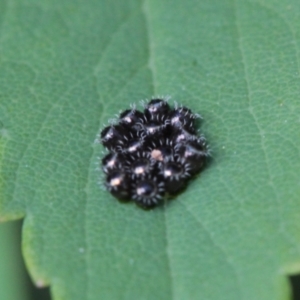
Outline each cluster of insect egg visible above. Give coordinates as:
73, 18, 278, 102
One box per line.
100, 98, 209, 209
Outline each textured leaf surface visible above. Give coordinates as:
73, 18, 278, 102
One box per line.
1, 0, 300, 299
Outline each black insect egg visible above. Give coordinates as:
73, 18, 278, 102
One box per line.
132, 175, 165, 209
105, 169, 131, 201
147, 137, 174, 162
99, 97, 209, 209
124, 132, 150, 155
125, 152, 154, 178
175, 137, 209, 175
100, 124, 126, 150
169, 105, 198, 133
102, 152, 123, 173
160, 157, 191, 194
119, 108, 144, 129
144, 98, 170, 117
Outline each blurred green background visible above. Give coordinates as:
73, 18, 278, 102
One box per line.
0, 222, 50, 300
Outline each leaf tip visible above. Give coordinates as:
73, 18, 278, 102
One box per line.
35, 279, 48, 288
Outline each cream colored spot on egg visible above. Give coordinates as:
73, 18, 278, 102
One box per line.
137, 187, 145, 195
151, 149, 163, 161
129, 145, 138, 152
107, 160, 115, 167
171, 116, 180, 124
134, 166, 144, 174
164, 169, 172, 177
111, 178, 121, 186
124, 116, 131, 123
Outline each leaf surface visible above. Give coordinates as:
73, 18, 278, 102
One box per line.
1, 0, 300, 299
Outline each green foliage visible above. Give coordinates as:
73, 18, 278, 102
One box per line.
0, 222, 29, 300
1, 0, 300, 299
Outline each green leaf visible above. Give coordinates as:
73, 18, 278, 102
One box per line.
1, 0, 300, 299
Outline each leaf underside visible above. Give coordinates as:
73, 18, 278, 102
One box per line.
1, 0, 300, 299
